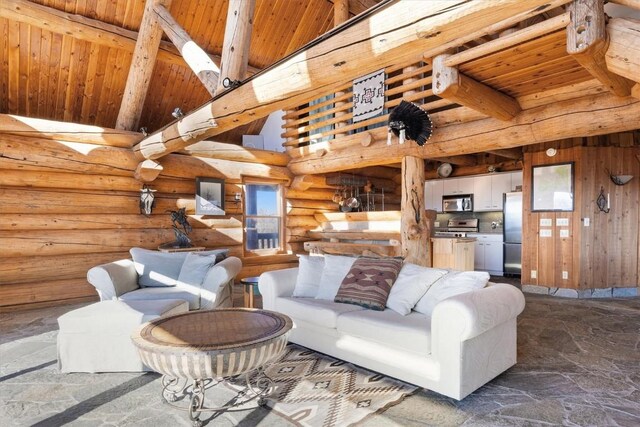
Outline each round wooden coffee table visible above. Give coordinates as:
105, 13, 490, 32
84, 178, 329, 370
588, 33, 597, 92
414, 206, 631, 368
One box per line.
131, 308, 292, 426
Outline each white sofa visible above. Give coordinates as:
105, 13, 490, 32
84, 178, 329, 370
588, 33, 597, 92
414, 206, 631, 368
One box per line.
259, 267, 525, 400
87, 249, 242, 310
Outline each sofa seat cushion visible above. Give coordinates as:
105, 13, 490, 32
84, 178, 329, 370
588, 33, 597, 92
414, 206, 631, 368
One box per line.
120, 287, 198, 310
57, 299, 188, 334
275, 297, 365, 329
336, 309, 432, 356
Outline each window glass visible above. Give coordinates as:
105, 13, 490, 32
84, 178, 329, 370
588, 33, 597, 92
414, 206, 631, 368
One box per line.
244, 183, 282, 252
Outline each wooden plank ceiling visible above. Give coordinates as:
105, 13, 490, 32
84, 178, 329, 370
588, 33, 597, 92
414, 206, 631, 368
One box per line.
0, 0, 379, 142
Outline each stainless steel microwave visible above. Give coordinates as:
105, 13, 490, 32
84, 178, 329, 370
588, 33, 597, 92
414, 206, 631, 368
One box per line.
442, 194, 473, 212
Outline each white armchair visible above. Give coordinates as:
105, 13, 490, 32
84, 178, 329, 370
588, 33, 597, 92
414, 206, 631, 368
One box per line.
87, 250, 242, 310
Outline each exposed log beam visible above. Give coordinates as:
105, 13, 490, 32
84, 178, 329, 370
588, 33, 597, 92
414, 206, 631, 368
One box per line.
180, 140, 289, 166
605, 18, 640, 85
334, 0, 350, 138
444, 13, 571, 67
134, 159, 163, 182
0, 114, 141, 147
116, 0, 172, 131
425, 160, 523, 179
133, 0, 571, 160
567, 0, 634, 96
217, 0, 256, 94
433, 51, 522, 121
431, 155, 478, 166
401, 156, 430, 267
335, 0, 350, 26
0, 0, 260, 73
288, 91, 640, 175
153, 3, 219, 96
484, 147, 523, 160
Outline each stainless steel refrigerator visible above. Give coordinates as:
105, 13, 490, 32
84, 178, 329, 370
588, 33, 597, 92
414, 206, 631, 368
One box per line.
503, 192, 522, 276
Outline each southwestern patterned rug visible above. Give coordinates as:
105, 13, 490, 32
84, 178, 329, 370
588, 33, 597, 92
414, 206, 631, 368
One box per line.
261, 345, 419, 426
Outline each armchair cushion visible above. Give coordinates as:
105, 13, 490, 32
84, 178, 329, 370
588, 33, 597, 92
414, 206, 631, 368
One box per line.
177, 252, 217, 289
119, 287, 200, 309
129, 248, 185, 287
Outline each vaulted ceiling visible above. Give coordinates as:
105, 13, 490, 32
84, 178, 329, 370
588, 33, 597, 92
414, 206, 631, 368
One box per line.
0, 0, 380, 141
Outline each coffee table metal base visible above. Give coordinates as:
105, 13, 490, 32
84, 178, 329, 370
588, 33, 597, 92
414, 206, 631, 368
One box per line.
160, 367, 274, 427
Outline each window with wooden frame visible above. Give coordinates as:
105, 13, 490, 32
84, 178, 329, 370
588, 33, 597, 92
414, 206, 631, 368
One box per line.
243, 181, 284, 254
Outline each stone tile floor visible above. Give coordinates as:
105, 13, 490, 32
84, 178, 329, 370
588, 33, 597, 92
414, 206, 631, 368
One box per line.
1, 294, 639, 426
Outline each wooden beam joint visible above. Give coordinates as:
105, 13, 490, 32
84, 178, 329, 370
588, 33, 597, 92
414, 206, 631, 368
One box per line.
432, 52, 521, 121
567, 0, 633, 96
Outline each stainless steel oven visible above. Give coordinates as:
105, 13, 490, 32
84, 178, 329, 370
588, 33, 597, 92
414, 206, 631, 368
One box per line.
442, 194, 473, 213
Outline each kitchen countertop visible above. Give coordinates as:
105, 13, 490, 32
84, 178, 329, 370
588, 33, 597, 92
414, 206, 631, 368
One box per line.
431, 236, 477, 242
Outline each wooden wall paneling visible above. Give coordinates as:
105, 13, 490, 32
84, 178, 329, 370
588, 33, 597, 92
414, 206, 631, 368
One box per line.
6, 19, 19, 113
521, 151, 536, 285
0, 170, 194, 194
18, 22, 29, 115
0, 213, 174, 231
0, 18, 7, 113
0, 227, 243, 258
53, 34, 73, 121
0, 187, 185, 215
0, 251, 130, 284
45, 31, 62, 118
0, 278, 98, 308
579, 146, 597, 288
621, 147, 640, 286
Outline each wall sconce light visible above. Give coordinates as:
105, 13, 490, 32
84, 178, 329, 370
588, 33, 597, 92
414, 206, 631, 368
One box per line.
140, 185, 157, 216
596, 186, 610, 214
545, 148, 557, 157
606, 169, 633, 186
171, 108, 184, 119
234, 192, 242, 206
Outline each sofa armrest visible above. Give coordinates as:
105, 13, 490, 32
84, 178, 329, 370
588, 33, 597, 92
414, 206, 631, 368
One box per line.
86, 259, 139, 300
432, 283, 525, 342
200, 256, 242, 309
258, 268, 299, 310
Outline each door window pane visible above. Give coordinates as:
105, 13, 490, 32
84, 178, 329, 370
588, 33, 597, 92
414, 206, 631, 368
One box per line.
245, 217, 280, 250
245, 184, 279, 216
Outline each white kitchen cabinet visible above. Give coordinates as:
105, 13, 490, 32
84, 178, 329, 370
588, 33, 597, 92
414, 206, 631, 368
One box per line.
490, 174, 511, 210
469, 233, 503, 276
510, 171, 523, 191
443, 177, 474, 195
473, 175, 493, 211
473, 173, 511, 211
424, 180, 443, 212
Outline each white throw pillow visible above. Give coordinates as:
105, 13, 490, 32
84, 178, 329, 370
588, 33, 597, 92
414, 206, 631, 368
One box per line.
413, 271, 490, 316
315, 254, 356, 301
292, 255, 325, 298
176, 252, 217, 291
130, 247, 186, 287
386, 263, 448, 315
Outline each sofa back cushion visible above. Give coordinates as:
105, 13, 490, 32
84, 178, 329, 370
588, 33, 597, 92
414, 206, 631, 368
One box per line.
413, 270, 490, 316
293, 255, 325, 298
315, 255, 356, 300
334, 257, 403, 311
386, 263, 448, 315
176, 252, 217, 295
130, 248, 187, 287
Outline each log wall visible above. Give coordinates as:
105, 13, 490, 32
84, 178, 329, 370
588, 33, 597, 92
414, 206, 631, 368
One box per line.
521, 132, 640, 290
0, 129, 304, 310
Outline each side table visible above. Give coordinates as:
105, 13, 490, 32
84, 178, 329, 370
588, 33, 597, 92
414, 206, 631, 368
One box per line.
239, 277, 260, 308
